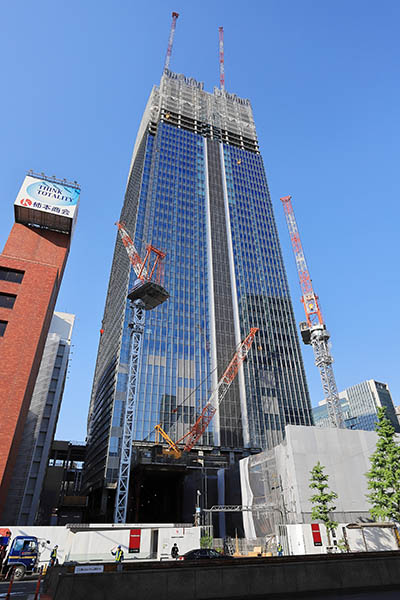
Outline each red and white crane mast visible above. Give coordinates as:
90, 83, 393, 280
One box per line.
280, 195, 344, 428
218, 26, 225, 91
164, 12, 179, 72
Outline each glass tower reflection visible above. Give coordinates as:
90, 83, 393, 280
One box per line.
84, 70, 313, 493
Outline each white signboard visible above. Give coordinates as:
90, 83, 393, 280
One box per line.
158, 526, 201, 560
14, 175, 80, 231
74, 565, 104, 574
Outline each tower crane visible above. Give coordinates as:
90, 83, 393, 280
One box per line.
218, 26, 225, 91
164, 12, 179, 72
114, 222, 169, 523
280, 195, 344, 428
155, 327, 259, 459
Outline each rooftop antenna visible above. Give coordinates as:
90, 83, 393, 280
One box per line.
164, 12, 179, 72
218, 26, 225, 90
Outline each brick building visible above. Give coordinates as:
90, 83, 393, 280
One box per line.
0, 173, 80, 519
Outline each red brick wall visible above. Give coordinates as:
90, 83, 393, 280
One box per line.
0, 223, 70, 518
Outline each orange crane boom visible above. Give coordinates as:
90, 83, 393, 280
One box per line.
155, 328, 259, 458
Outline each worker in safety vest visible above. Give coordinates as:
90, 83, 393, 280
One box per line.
111, 545, 124, 562
49, 545, 58, 567
277, 543, 283, 556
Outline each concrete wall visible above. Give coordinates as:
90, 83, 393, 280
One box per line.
280, 426, 376, 520
240, 425, 381, 539
44, 551, 400, 600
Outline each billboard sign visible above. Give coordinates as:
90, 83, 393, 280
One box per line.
14, 175, 80, 234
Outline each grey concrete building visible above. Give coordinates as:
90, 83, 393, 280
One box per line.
2, 312, 74, 524
239, 425, 384, 539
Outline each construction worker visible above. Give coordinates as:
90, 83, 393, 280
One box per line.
171, 543, 179, 559
277, 542, 283, 557
111, 545, 124, 563
49, 545, 58, 568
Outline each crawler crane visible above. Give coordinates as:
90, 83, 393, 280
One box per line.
114, 222, 169, 523
155, 328, 259, 458
280, 195, 344, 428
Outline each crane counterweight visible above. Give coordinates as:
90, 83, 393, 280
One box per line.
128, 280, 169, 310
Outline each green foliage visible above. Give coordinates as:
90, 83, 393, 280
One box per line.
309, 461, 338, 545
336, 538, 348, 553
366, 407, 400, 522
200, 534, 213, 549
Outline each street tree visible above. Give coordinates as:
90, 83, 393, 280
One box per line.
309, 461, 338, 546
366, 406, 400, 522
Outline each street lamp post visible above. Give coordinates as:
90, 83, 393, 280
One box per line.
194, 489, 201, 526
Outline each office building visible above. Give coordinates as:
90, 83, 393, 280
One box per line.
0, 173, 80, 519
2, 312, 75, 525
84, 68, 312, 522
312, 380, 399, 432
312, 396, 353, 429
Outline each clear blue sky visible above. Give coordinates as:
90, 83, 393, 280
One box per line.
1, 1, 399, 441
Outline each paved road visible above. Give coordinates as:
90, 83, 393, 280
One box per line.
230, 591, 400, 600
0, 579, 38, 599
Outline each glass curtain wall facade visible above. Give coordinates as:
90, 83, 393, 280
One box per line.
84, 70, 312, 498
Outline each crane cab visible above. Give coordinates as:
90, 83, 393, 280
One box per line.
128, 279, 169, 311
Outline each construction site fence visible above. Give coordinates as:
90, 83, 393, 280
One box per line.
212, 536, 277, 556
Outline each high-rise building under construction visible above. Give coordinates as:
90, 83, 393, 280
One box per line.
84, 47, 313, 523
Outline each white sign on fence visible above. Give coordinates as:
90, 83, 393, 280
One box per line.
74, 565, 104, 574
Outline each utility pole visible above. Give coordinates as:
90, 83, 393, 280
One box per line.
195, 490, 201, 526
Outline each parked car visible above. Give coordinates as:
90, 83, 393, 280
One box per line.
178, 548, 232, 561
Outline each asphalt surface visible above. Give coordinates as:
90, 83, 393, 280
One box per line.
0, 578, 39, 599
229, 592, 400, 600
